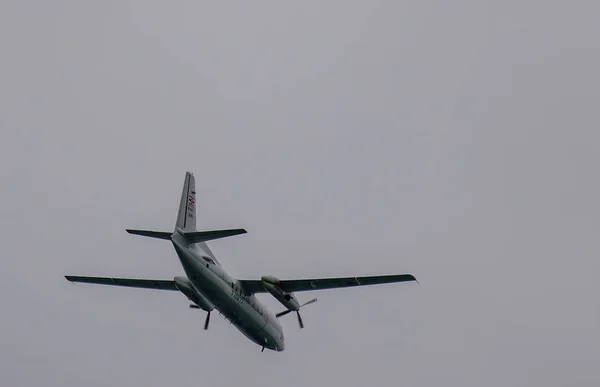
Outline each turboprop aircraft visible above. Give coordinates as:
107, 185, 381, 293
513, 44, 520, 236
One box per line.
65, 172, 417, 352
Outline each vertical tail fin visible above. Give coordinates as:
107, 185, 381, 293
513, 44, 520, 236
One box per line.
175, 172, 197, 232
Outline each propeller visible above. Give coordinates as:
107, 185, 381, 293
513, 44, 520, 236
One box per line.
190, 304, 211, 330
276, 298, 317, 329
204, 311, 211, 330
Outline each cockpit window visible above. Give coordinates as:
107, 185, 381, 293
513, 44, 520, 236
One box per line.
202, 256, 215, 264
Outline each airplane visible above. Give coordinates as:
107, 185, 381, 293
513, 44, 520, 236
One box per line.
65, 172, 417, 352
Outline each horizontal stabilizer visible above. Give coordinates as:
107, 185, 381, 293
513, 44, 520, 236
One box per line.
179, 228, 247, 243
126, 228, 247, 243
126, 229, 172, 240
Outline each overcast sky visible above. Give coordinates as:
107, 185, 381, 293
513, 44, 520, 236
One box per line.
1, 1, 599, 386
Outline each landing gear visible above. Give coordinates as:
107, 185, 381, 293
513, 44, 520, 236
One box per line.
261, 346, 265, 352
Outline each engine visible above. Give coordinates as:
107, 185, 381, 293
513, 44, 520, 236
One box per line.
261, 275, 300, 311
174, 276, 213, 312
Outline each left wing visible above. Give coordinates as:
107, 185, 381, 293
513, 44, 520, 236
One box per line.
239, 274, 417, 294
65, 275, 178, 291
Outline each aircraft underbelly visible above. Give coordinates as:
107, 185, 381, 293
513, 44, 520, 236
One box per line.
207, 288, 272, 346
174, 242, 280, 349
190, 265, 269, 336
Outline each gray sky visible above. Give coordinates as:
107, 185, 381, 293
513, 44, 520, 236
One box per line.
1, 1, 599, 386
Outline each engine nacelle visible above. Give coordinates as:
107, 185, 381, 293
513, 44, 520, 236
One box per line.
174, 276, 213, 312
261, 275, 300, 311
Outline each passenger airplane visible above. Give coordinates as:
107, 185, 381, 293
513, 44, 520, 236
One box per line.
65, 172, 417, 352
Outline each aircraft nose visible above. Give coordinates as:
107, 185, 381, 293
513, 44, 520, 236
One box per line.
275, 336, 285, 351
263, 334, 284, 352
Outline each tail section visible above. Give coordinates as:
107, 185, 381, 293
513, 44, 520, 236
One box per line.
176, 171, 197, 232
125, 172, 246, 248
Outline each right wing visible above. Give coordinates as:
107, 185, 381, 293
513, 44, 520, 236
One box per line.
240, 274, 417, 294
65, 275, 178, 291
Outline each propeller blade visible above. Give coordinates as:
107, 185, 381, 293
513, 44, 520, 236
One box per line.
276, 309, 293, 318
301, 298, 317, 307
204, 311, 211, 330
296, 311, 304, 329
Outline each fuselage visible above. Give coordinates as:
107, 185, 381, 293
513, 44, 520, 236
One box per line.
171, 233, 285, 351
